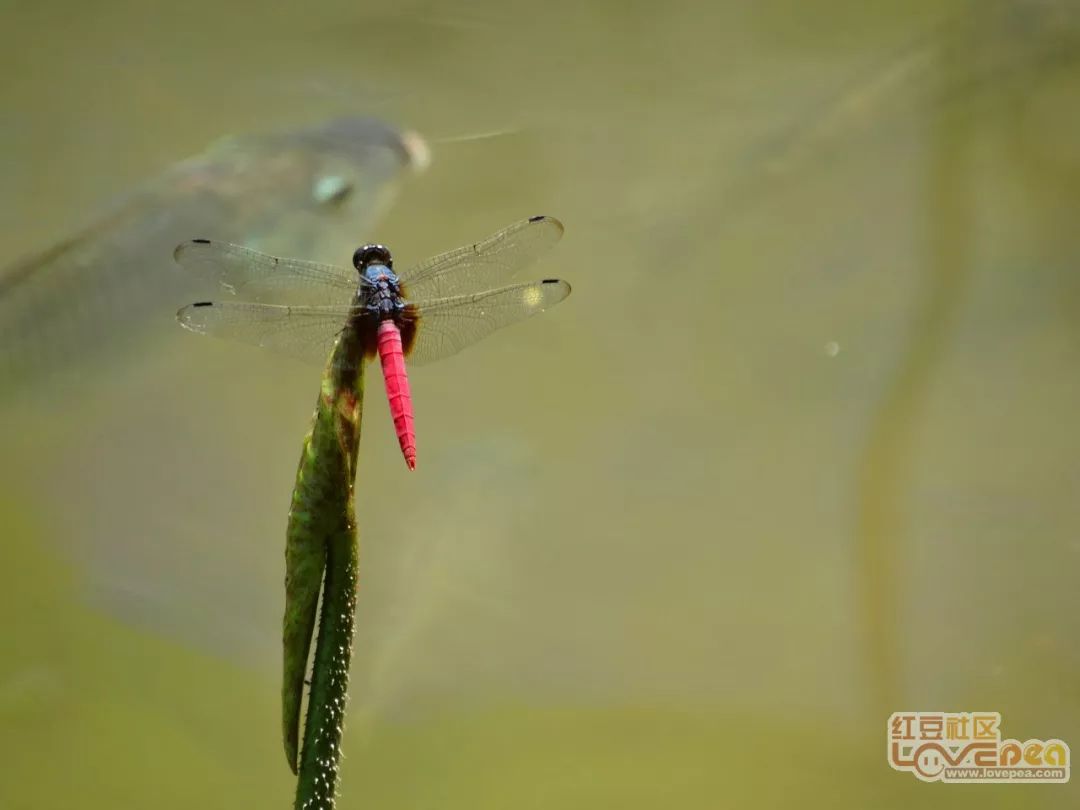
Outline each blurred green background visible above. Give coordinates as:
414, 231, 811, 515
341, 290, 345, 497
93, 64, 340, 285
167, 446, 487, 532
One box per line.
2, 0, 1079, 807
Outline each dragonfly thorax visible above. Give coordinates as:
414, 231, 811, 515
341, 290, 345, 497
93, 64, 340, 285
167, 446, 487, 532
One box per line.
357, 262, 405, 320
351, 243, 406, 319
360, 263, 400, 287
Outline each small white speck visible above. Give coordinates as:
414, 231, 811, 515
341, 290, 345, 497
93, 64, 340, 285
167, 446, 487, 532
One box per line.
824, 341, 840, 358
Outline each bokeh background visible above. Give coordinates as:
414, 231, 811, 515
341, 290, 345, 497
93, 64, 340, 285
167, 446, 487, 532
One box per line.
2, 0, 1080, 807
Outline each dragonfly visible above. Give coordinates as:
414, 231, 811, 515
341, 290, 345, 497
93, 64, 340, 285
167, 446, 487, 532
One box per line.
174, 214, 571, 470
174, 216, 571, 785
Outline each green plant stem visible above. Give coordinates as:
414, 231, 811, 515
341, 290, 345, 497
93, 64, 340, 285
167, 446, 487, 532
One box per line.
285, 338, 366, 809
294, 524, 358, 810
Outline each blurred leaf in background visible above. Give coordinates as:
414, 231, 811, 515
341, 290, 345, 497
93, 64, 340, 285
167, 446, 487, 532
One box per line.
0, 115, 426, 394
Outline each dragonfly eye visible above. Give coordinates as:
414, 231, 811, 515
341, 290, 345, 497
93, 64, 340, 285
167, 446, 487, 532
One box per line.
352, 244, 393, 271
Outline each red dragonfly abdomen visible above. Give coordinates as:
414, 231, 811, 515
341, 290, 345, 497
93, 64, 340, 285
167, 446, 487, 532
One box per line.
376, 319, 416, 470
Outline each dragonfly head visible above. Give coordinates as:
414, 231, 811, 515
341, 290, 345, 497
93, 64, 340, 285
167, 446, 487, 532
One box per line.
353, 243, 393, 272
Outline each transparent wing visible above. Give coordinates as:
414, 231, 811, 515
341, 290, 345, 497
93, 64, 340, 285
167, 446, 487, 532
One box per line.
407, 278, 571, 365
398, 215, 564, 301
176, 301, 353, 366
174, 239, 360, 305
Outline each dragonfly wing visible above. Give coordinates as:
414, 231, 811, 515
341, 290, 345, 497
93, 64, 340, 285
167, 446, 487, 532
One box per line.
406, 278, 571, 365
398, 215, 564, 301
177, 301, 352, 366
174, 240, 360, 305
